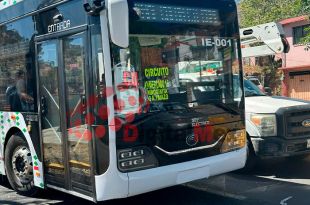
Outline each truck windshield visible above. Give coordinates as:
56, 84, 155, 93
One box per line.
244, 79, 266, 97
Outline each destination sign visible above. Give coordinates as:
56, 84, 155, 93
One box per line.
133, 3, 220, 25
144, 67, 170, 102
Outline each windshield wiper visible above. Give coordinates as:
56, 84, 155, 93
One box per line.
218, 102, 239, 114
245, 91, 266, 97
246, 94, 266, 97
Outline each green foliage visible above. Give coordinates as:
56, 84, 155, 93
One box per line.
239, 0, 309, 27
301, 0, 310, 14
301, 25, 310, 50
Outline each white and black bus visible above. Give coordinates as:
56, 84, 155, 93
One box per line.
0, 0, 246, 202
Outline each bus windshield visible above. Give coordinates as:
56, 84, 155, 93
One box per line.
112, 35, 241, 114
111, 0, 243, 115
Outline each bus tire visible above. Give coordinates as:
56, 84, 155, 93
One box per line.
243, 138, 257, 172
5, 134, 38, 196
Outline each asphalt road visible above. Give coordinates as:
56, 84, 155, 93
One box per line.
1, 156, 310, 205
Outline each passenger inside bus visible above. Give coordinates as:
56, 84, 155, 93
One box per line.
6, 70, 34, 112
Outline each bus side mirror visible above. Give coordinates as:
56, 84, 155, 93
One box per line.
108, 0, 129, 48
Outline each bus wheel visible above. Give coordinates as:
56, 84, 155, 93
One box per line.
5, 134, 37, 196
236, 138, 257, 173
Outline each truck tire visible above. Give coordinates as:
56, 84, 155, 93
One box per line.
5, 134, 38, 196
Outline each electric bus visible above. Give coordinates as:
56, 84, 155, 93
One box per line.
0, 0, 246, 202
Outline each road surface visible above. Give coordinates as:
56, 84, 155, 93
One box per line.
1, 156, 310, 205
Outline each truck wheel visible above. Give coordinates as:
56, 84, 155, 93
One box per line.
5, 134, 37, 196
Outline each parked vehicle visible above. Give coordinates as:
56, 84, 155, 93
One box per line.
239, 22, 310, 170
244, 79, 310, 169
246, 76, 265, 93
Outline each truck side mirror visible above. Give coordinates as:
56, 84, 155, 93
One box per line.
108, 0, 129, 48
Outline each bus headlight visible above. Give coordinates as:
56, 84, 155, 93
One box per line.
250, 114, 277, 136
221, 130, 246, 153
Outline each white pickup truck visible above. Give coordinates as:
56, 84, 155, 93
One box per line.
243, 78, 310, 169
178, 72, 310, 169
240, 22, 310, 169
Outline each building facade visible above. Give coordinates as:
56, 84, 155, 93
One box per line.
280, 16, 310, 100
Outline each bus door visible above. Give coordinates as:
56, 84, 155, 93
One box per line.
36, 31, 94, 196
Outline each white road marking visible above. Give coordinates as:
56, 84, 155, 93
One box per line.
280, 196, 293, 205
257, 175, 310, 185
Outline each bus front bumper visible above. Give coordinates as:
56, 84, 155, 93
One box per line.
127, 147, 246, 197
95, 147, 246, 201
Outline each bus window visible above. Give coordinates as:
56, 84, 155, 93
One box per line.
0, 17, 36, 113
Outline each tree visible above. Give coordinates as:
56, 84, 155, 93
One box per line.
302, 24, 310, 51
301, 0, 310, 14
239, 0, 308, 27
300, 0, 310, 50
240, 0, 310, 47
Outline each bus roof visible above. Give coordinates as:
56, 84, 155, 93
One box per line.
0, 0, 67, 25
0, 0, 237, 25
